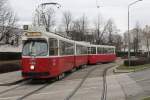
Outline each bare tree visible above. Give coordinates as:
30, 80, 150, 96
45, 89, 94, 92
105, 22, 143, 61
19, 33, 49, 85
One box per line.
62, 11, 72, 36
71, 19, 82, 41
33, 7, 55, 32
81, 14, 88, 41
143, 25, 150, 57
123, 32, 128, 52
94, 16, 115, 45
95, 15, 116, 45
112, 34, 123, 52
132, 22, 141, 56
71, 14, 88, 41
94, 14, 103, 44
0, 0, 18, 44
94, 15, 101, 44
105, 19, 118, 45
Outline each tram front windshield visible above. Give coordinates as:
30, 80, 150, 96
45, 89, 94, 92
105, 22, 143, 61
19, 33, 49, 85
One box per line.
22, 40, 48, 56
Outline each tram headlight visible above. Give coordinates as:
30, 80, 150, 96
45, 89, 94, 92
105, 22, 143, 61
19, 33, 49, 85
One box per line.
30, 65, 35, 70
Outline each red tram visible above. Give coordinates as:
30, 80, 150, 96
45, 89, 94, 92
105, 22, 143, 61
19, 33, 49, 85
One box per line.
21, 26, 116, 79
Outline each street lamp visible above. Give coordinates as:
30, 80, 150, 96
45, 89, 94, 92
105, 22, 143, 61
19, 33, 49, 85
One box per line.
128, 0, 143, 67
35, 2, 61, 31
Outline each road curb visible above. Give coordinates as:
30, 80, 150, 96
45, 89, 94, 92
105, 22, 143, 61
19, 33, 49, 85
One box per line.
113, 68, 131, 73
113, 65, 150, 73
113, 65, 132, 73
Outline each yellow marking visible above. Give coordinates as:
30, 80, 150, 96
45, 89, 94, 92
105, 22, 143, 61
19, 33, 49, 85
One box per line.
25, 32, 42, 36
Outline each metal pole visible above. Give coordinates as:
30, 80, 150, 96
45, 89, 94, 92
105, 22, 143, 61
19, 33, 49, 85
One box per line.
127, 0, 143, 67
128, 6, 131, 67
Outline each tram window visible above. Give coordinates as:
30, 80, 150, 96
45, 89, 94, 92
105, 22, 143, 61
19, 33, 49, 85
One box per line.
76, 45, 87, 55
22, 40, 48, 56
91, 47, 96, 54
108, 48, 114, 53
76, 45, 81, 55
112, 48, 115, 53
97, 47, 103, 54
49, 38, 58, 56
22, 42, 30, 56
103, 48, 108, 54
88, 47, 91, 54
66, 42, 74, 55
82, 46, 88, 54
59, 40, 74, 55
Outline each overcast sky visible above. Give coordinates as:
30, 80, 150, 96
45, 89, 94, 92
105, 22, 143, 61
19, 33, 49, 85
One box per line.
9, 0, 150, 33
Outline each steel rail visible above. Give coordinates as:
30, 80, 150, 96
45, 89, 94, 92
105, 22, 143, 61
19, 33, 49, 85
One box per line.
0, 79, 28, 86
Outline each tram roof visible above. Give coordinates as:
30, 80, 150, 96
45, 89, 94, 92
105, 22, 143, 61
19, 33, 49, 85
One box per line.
90, 44, 115, 48
22, 25, 115, 48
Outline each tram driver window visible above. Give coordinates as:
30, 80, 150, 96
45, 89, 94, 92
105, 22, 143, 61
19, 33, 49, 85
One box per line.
49, 38, 58, 56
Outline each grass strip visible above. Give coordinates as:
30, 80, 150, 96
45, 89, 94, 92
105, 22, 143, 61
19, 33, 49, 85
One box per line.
143, 97, 150, 100
117, 63, 150, 72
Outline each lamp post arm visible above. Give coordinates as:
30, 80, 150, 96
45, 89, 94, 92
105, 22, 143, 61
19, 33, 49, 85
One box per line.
40, 2, 61, 8
128, 0, 142, 7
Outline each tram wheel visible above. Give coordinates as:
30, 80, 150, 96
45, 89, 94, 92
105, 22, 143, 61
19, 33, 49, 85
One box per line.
71, 67, 77, 72
57, 73, 65, 80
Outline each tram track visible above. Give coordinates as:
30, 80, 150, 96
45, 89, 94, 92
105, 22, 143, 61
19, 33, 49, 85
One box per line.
0, 79, 28, 86
0, 79, 54, 100
17, 82, 51, 100
64, 63, 115, 100
101, 66, 112, 100
65, 65, 98, 100
0, 79, 31, 95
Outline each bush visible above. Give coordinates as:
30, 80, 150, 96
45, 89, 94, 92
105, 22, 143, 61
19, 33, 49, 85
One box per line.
0, 64, 21, 74
124, 57, 149, 66
0, 60, 21, 73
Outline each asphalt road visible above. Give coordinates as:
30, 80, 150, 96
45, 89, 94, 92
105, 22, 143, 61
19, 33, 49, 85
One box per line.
128, 69, 150, 100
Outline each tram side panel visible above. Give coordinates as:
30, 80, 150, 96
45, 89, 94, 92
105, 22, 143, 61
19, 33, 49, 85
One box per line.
58, 56, 74, 73
94, 54, 116, 63
58, 40, 75, 72
75, 55, 88, 68
88, 55, 97, 64
88, 46, 116, 64
106, 54, 116, 62
88, 47, 97, 64
48, 56, 74, 77
96, 54, 109, 63
95, 47, 116, 63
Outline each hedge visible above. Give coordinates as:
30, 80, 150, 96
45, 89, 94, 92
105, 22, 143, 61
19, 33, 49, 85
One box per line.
124, 58, 149, 66
0, 63, 21, 74
116, 52, 142, 57
0, 52, 21, 61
